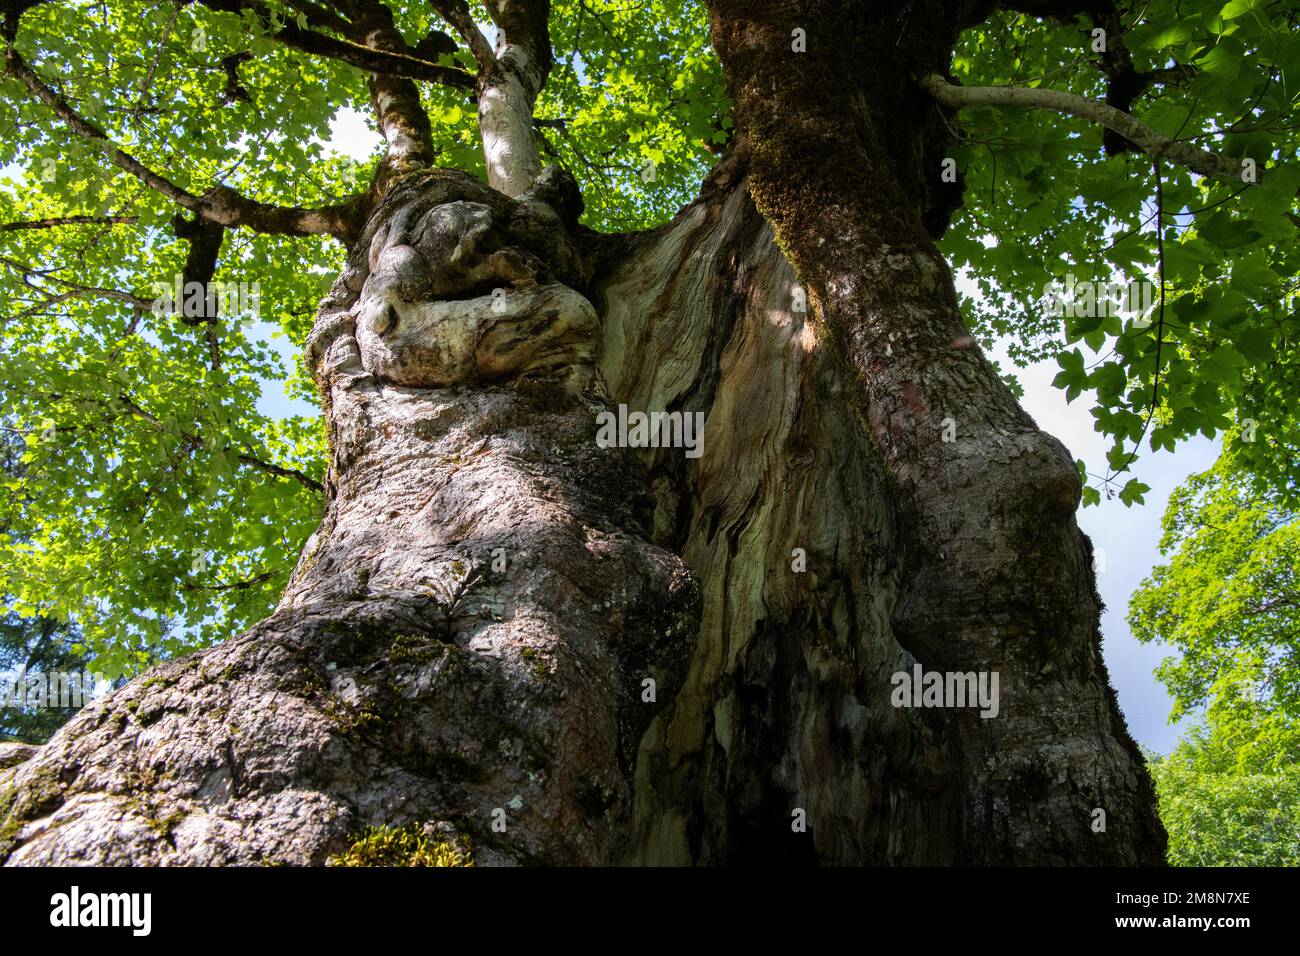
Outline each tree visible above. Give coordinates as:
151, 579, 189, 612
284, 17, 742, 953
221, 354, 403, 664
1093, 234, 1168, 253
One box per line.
0, 0, 1292, 865
1131, 449, 1299, 772
1130, 449, 1299, 864
1148, 727, 1300, 865
0, 429, 101, 746
0, 614, 93, 745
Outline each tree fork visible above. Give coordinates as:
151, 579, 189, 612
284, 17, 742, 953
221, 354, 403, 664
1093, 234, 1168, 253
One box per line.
0, 0, 1170, 868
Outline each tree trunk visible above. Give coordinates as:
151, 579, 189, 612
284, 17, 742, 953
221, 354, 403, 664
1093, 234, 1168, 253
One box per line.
0, 168, 699, 866
0, 1, 1166, 867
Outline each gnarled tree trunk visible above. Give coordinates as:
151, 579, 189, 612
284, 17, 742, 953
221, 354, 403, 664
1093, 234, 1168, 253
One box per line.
0, 0, 1164, 866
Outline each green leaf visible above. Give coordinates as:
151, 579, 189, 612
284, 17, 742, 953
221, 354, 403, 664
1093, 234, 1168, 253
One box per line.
1118, 478, 1151, 506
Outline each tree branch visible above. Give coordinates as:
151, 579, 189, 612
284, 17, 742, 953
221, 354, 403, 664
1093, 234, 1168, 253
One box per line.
475, 0, 552, 196
431, 0, 497, 72
172, 212, 226, 370
343, 0, 437, 185
0, 253, 155, 319
0, 215, 138, 231
284, 0, 352, 35
919, 74, 1252, 183
992, 2, 1200, 156
4, 47, 366, 239
196, 0, 476, 89
180, 569, 275, 593
116, 392, 325, 493
234, 453, 324, 492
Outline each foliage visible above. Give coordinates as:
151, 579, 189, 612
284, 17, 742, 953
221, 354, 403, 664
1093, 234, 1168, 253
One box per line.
543, 0, 729, 230
0, 612, 93, 744
941, 0, 1299, 507
1149, 725, 1300, 866
1130, 450, 1299, 772
1131, 449, 1299, 863
1, 430, 106, 742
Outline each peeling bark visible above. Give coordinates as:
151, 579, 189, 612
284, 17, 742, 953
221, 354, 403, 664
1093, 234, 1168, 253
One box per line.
594, 159, 956, 864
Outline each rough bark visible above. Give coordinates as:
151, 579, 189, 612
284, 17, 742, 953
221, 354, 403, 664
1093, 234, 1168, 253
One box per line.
696, 0, 1164, 862
0, 168, 697, 866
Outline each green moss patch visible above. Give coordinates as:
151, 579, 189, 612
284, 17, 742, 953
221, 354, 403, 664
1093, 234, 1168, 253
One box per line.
329, 824, 473, 867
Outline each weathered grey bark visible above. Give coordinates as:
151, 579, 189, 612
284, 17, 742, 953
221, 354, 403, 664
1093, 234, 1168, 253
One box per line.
596, 157, 953, 864
0, 0, 1166, 867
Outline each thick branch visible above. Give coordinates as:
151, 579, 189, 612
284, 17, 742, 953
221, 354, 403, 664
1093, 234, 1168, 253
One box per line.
920, 74, 1251, 183
172, 213, 226, 369
284, 0, 353, 35
349, 0, 437, 182
475, 0, 552, 196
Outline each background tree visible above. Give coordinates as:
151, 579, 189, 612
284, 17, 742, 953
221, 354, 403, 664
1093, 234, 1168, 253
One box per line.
0, 614, 92, 744
0, 428, 101, 745
1131, 447, 1300, 864
0, 0, 1293, 865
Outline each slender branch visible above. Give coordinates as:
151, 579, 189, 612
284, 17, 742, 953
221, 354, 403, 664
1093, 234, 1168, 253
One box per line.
135, 1, 180, 108
234, 453, 324, 492
4, 47, 367, 239
1108, 156, 1167, 484
430, 0, 497, 72
181, 570, 275, 593
0, 215, 137, 231
0, 253, 156, 319
116, 392, 324, 493
920, 73, 1253, 183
